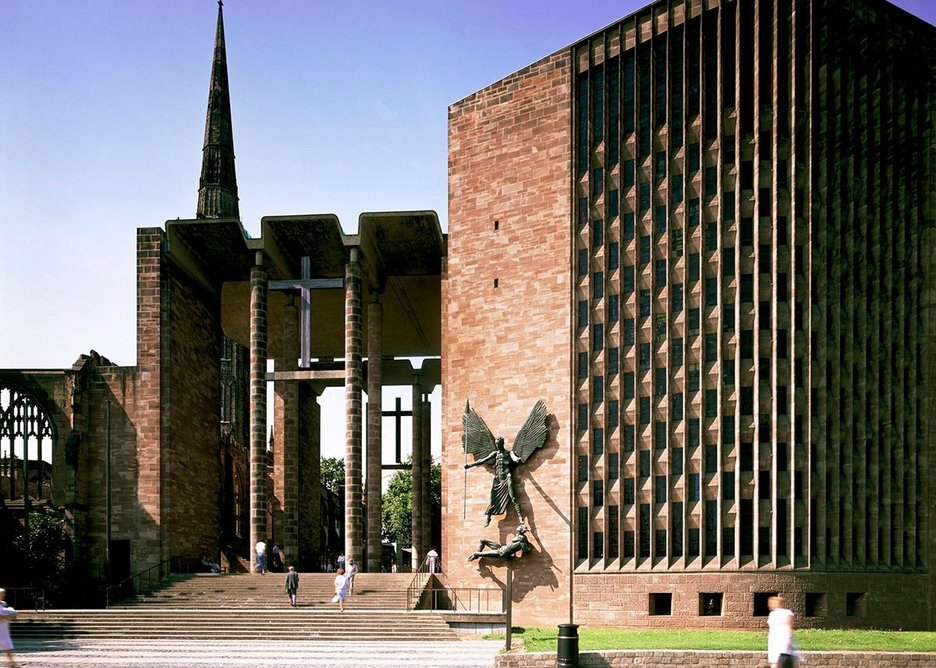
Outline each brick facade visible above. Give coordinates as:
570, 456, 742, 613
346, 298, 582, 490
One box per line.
495, 651, 936, 668
446, 0, 935, 631
444, 50, 574, 627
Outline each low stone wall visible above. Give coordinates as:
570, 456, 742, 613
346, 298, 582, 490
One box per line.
494, 650, 936, 668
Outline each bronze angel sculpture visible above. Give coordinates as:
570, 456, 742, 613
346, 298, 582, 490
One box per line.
463, 399, 548, 527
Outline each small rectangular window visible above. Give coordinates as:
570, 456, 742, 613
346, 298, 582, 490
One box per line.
609, 294, 620, 324
671, 448, 684, 476
689, 253, 700, 281
593, 479, 604, 507
655, 368, 667, 396
608, 452, 619, 480
672, 392, 684, 421
705, 389, 718, 418
577, 455, 589, 482
593, 272, 604, 299
723, 358, 735, 385
623, 212, 636, 240
672, 285, 684, 313
671, 339, 683, 367
608, 241, 620, 271
688, 308, 700, 334
623, 319, 635, 346
593, 323, 604, 352
639, 343, 651, 370
640, 236, 652, 264
655, 259, 667, 288
654, 205, 667, 234
689, 473, 701, 502
639, 449, 651, 477
722, 248, 735, 277
705, 277, 718, 307
640, 396, 651, 425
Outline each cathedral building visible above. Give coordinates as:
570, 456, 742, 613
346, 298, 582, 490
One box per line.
444, 0, 936, 629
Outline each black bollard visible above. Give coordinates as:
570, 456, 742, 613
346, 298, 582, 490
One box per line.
556, 623, 579, 667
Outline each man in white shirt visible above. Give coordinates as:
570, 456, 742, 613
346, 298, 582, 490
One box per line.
427, 548, 439, 573
255, 540, 267, 574
766, 595, 796, 668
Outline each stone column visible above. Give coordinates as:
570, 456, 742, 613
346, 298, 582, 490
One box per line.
276, 298, 300, 565
344, 248, 364, 566
411, 380, 425, 569
249, 251, 268, 574
366, 297, 383, 572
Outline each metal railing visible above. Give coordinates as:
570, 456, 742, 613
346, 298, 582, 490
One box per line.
423, 586, 506, 613
4, 587, 45, 611
104, 557, 174, 608
406, 554, 506, 613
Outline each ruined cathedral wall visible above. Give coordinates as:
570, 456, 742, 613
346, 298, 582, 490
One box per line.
444, 49, 574, 626
133, 227, 223, 571
164, 253, 223, 562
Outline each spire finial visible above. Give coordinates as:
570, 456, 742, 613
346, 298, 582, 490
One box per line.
197, 0, 239, 219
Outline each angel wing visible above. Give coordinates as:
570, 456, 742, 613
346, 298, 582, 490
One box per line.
463, 400, 496, 461
511, 399, 548, 463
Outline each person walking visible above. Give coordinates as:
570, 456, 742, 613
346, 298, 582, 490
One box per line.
0, 589, 17, 667
332, 567, 350, 612
767, 595, 797, 668
255, 539, 267, 574
346, 558, 359, 594
284, 566, 299, 607
426, 548, 439, 573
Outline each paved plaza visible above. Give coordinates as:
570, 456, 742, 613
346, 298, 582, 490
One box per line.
11, 638, 504, 667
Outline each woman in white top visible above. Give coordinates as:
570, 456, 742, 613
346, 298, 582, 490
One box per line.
0, 588, 17, 667
333, 568, 350, 612
766, 595, 796, 668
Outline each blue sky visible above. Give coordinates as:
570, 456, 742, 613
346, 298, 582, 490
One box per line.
1, 0, 933, 370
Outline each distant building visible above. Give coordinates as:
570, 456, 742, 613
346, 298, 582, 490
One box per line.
444, 0, 936, 630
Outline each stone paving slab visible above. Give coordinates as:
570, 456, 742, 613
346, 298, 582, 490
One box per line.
12, 638, 504, 667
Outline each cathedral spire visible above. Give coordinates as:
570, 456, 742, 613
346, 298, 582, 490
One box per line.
197, 0, 239, 219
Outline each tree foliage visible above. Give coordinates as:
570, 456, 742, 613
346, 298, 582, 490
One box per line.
10, 507, 75, 605
381, 458, 441, 548
320, 456, 345, 494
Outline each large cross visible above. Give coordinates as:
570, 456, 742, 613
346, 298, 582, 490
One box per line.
383, 396, 412, 464
269, 256, 343, 368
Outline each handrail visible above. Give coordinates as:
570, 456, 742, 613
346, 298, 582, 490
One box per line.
104, 557, 174, 608
405, 554, 432, 610
406, 554, 506, 613
4, 586, 45, 611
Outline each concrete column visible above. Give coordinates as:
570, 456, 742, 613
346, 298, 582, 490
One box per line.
366, 298, 383, 572
411, 380, 425, 569
344, 248, 364, 566
249, 251, 268, 574
275, 299, 300, 565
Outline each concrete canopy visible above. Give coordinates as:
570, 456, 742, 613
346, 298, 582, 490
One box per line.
164, 211, 444, 375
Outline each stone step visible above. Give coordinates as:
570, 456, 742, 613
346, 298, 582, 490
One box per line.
12, 609, 460, 642
114, 572, 415, 610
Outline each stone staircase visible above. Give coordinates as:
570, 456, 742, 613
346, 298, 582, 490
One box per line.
12, 572, 464, 643
115, 572, 414, 610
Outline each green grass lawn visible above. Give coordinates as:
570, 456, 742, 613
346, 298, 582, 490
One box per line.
505, 628, 936, 653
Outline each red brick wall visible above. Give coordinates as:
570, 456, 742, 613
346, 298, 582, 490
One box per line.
130, 227, 222, 571
444, 49, 574, 626
574, 571, 931, 630
496, 651, 936, 668
165, 269, 222, 559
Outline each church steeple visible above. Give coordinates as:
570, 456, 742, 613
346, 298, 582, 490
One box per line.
197, 0, 239, 219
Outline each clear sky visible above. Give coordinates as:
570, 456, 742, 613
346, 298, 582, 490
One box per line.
1, 0, 934, 458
